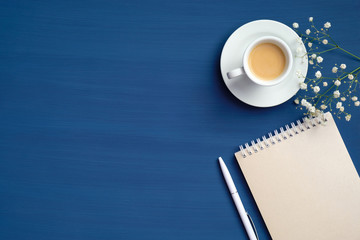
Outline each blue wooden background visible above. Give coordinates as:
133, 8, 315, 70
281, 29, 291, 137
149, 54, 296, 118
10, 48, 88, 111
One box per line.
1, 0, 359, 239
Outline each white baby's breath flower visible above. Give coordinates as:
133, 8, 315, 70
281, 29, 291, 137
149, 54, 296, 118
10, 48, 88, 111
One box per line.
336, 102, 342, 109
322, 39, 328, 45
341, 97, 346, 101
309, 17, 313, 22
300, 82, 307, 90
348, 74, 354, 80
294, 99, 300, 104
334, 80, 341, 86
316, 56, 323, 63
332, 66, 338, 73
313, 86, 320, 93
309, 106, 316, 113
352, 96, 358, 101
323, 82, 328, 87
306, 29, 311, 35
340, 106, 344, 112
296, 70, 302, 78
324, 22, 331, 28
309, 59, 314, 65
345, 114, 351, 121
320, 104, 327, 110
333, 90, 340, 98
303, 117, 311, 124
311, 53, 316, 59
301, 99, 307, 106
293, 22, 299, 28
315, 70, 322, 79
355, 101, 360, 107
308, 42, 313, 48
340, 63, 346, 69
315, 109, 322, 117
296, 47, 303, 55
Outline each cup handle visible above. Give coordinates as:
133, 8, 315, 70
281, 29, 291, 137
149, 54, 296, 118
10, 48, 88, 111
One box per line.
227, 67, 245, 79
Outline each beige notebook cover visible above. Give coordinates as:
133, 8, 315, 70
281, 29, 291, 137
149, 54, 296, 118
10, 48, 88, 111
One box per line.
235, 112, 360, 240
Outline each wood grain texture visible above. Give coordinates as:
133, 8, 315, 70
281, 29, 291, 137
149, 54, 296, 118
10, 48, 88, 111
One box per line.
0, 0, 359, 239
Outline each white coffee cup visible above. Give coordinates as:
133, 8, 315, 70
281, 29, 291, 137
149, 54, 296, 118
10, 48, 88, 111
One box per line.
227, 36, 293, 87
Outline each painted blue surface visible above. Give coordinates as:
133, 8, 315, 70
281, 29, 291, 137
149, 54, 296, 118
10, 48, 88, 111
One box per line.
0, 0, 359, 239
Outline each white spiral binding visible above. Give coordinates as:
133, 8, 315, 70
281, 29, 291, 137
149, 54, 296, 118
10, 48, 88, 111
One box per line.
262, 136, 269, 147
280, 127, 287, 140
238, 114, 327, 158
302, 118, 311, 129
251, 140, 258, 153
285, 125, 293, 137
291, 122, 298, 134
256, 138, 263, 150
274, 130, 281, 142
268, 132, 275, 144
296, 120, 304, 131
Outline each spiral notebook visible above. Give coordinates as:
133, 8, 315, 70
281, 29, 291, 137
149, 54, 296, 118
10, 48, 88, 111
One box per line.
235, 112, 360, 240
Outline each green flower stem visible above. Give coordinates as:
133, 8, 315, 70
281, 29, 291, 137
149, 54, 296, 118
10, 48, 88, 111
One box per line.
340, 66, 360, 79
312, 66, 360, 107
337, 46, 360, 61
314, 84, 336, 107
320, 77, 337, 79
325, 42, 338, 48
314, 47, 338, 55
342, 82, 355, 96
299, 33, 360, 61
324, 33, 337, 46
300, 34, 320, 41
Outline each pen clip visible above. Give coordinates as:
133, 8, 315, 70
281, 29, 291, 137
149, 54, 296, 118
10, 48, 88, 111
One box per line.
247, 212, 259, 240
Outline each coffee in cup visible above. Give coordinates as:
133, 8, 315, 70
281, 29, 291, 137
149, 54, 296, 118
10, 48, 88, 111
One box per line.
227, 36, 293, 87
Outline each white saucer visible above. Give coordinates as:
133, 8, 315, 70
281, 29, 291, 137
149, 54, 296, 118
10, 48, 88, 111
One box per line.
220, 20, 308, 107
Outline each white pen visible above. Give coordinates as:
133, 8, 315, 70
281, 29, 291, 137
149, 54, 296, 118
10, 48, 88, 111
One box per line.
218, 157, 258, 240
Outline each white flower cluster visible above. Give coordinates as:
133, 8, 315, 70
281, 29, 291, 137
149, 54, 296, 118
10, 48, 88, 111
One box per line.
352, 96, 360, 107
296, 70, 303, 78
301, 99, 316, 113
298, 77, 308, 90
313, 86, 320, 93
300, 82, 307, 90
336, 102, 344, 112
296, 47, 303, 56
324, 22, 331, 28
294, 18, 359, 121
